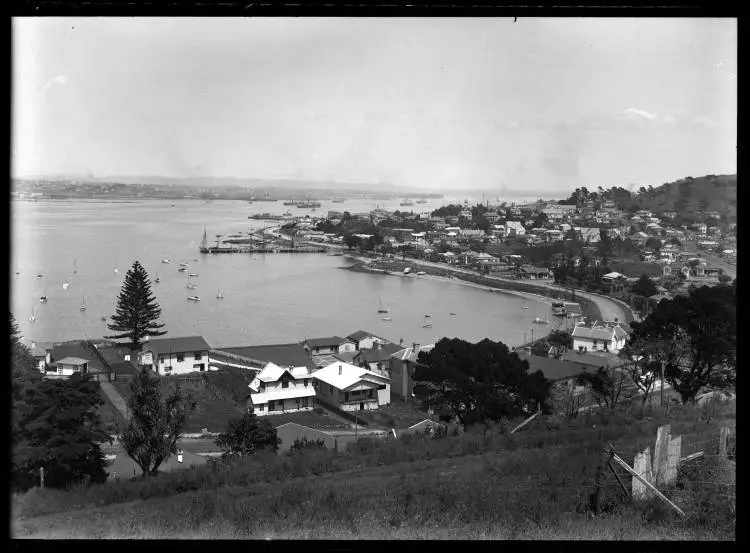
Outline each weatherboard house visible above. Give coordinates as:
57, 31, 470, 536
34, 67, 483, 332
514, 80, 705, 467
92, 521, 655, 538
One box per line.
247, 362, 316, 416
139, 336, 211, 376
312, 362, 391, 412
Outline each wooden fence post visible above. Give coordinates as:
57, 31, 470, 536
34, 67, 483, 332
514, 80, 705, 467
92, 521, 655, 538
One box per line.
665, 435, 682, 487
39, 466, 45, 490
611, 449, 686, 517
719, 427, 730, 460
652, 424, 671, 487
632, 446, 653, 501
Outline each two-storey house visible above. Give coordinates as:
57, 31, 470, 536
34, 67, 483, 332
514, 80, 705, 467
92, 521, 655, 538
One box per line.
312, 362, 391, 412
139, 336, 211, 375
247, 362, 316, 416
303, 336, 357, 357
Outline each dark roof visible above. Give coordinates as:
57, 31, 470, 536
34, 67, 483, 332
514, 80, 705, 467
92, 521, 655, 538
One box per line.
304, 336, 347, 348
143, 336, 210, 358
516, 352, 597, 382
50, 341, 108, 373
357, 343, 403, 364
346, 330, 383, 342
218, 343, 314, 371
558, 350, 625, 369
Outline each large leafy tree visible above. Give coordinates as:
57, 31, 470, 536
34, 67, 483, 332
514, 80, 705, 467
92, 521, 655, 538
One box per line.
413, 338, 552, 428
106, 260, 166, 350
13, 373, 110, 491
120, 370, 196, 477
547, 330, 573, 359
628, 284, 736, 403
630, 274, 658, 298
215, 410, 281, 458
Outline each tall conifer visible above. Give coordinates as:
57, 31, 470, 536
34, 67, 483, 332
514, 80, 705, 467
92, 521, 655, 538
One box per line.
105, 260, 166, 350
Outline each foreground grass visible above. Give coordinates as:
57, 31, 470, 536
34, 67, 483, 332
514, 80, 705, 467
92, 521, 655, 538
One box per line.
12, 401, 735, 539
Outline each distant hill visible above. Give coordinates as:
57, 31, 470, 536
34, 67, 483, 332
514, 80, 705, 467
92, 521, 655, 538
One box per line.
639, 174, 736, 219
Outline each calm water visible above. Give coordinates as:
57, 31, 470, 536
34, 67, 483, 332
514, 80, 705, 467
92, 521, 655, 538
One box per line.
11, 198, 548, 348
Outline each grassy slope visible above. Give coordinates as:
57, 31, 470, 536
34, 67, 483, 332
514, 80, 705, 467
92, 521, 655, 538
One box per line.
12, 401, 735, 540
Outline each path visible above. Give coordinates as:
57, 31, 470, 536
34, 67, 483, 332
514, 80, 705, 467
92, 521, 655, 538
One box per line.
99, 381, 129, 422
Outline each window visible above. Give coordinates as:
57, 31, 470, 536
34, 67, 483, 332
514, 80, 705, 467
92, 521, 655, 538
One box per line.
57, 365, 63, 374
257, 404, 264, 411
378, 384, 386, 390
302, 398, 309, 408
304, 379, 309, 387
345, 392, 349, 401
158, 356, 165, 364
194, 352, 202, 360
176, 354, 185, 362
268, 400, 275, 411
593, 340, 598, 347
282, 380, 289, 389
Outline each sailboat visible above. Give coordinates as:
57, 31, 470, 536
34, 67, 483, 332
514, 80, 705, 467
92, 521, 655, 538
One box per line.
377, 299, 389, 314
40, 291, 48, 303
521, 305, 529, 310
382, 316, 392, 321
80, 295, 87, 312
29, 306, 35, 323
154, 274, 160, 283
73, 259, 78, 274
216, 288, 224, 299
532, 312, 548, 325
62, 277, 70, 290
187, 295, 201, 301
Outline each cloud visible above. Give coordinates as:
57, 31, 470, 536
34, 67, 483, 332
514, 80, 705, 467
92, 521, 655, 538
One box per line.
38, 75, 68, 97
623, 108, 657, 120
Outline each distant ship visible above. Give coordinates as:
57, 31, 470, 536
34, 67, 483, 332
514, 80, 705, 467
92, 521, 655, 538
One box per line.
399, 199, 414, 206
416, 199, 428, 204
332, 198, 345, 203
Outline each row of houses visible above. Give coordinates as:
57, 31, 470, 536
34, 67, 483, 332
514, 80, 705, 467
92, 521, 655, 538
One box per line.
29, 330, 434, 418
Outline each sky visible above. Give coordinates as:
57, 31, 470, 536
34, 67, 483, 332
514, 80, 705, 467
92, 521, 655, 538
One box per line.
12, 17, 737, 192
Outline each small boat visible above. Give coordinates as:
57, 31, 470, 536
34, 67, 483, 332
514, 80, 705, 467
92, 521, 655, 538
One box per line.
29, 307, 35, 323
154, 275, 160, 283
422, 324, 432, 328
113, 268, 119, 274
382, 317, 392, 321
36, 273, 43, 279
532, 317, 548, 325
377, 299, 389, 314
521, 306, 529, 310
80, 295, 87, 312
216, 289, 224, 299
62, 278, 70, 290
162, 259, 171, 264
179, 262, 188, 267
178, 267, 187, 272
449, 312, 456, 316
403, 267, 412, 274
424, 314, 431, 318
188, 273, 199, 277
416, 271, 426, 275
40, 295, 48, 303
101, 316, 107, 321
187, 295, 200, 301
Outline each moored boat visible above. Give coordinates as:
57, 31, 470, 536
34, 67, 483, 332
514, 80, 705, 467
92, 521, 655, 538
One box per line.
187, 295, 200, 301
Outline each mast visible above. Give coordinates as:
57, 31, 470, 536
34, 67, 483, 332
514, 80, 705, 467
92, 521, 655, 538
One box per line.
201, 225, 208, 250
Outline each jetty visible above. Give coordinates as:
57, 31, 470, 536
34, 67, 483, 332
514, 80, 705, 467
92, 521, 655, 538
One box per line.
198, 226, 327, 254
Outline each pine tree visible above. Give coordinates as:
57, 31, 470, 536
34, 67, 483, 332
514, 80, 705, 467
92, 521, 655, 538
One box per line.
105, 260, 166, 351
120, 370, 196, 477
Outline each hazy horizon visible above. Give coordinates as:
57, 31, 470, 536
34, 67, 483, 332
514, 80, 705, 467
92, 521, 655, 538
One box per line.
13, 18, 737, 191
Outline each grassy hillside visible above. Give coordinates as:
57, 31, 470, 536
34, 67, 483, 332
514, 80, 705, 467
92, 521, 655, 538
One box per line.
12, 400, 735, 539
639, 174, 736, 220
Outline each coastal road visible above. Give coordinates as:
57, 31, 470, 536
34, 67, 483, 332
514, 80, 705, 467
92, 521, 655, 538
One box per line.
355, 256, 634, 323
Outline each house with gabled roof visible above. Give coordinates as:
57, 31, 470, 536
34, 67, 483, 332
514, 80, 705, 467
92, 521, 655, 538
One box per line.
346, 330, 391, 351
352, 342, 403, 376
572, 323, 628, 354
247, 362, 316, 416
139, 336, 211, 376
312, 361, 391, 411
302, 336, 357, 356
389, 343, 435, 401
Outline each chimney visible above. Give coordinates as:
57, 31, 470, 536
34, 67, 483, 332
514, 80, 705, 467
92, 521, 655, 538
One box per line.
339, 364, 342, 375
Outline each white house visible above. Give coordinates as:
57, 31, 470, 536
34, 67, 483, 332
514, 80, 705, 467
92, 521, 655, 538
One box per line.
139, 336, 211, 375
505, 221, 526, 236
312, 362, 391, 412
572, 324, 628, 354
247, 362, 316, 416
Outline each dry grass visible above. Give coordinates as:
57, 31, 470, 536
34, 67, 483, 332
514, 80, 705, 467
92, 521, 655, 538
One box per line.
12, 401, 735, 540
